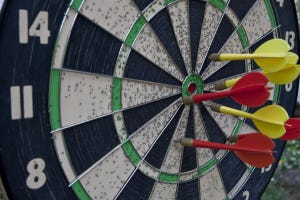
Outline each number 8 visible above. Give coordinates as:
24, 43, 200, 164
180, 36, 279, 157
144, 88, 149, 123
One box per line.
26, 158, 47, 189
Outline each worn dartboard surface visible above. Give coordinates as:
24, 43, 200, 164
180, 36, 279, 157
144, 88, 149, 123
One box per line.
0, 0, 299, 199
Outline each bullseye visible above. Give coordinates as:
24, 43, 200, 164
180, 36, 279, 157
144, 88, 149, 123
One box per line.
182, 74, 203, 97
187, 83, 197, 94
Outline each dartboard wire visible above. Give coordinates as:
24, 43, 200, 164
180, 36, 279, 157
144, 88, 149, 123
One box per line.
143, 105, 189, 200
68, 98, 182, 187
202, 24, 281, 92
156, 106, 189, 174
166, 0, 191, 75
52, 67, 181, 89
200, 0, 280, 82
193, 105, 229, 198
112, 101, 183, 200
72, 1, 185, 83
193, 105, 206, 199
50, 92, 181, 134
50, 67, 182, 134
195, 0, 231, 74
240, 25, 281, 53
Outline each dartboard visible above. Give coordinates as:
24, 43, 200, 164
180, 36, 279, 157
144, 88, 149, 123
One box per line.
0, 0, 299, 199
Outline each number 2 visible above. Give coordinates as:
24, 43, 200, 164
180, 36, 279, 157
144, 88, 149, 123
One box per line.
242, 191, 250, 200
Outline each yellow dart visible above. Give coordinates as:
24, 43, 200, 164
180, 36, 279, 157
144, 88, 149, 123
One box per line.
213, 52, 299, 90
210, 39, 292, 73
207, 103, 289, 138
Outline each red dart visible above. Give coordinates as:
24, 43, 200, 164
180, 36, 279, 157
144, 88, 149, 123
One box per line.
180, 133, 275, 168
281, 118, 300, 140
183, 72, 271, 107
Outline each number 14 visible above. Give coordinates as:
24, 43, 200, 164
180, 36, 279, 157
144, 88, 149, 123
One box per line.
19, 9, 50, 44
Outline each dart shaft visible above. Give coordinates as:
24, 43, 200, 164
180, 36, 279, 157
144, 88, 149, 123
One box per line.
192, 90, 231, 103
192, 84, 267, 104
225, 77, 241, 88
210, 53, 285, 61
219, 106, 253, 119
192, 139, 269, 153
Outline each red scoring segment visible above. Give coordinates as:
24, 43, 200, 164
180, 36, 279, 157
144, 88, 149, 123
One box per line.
183, 72, 271, 107
180, 133, 275, 168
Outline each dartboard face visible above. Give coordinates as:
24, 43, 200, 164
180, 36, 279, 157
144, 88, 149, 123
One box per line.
0, 0, 299, 199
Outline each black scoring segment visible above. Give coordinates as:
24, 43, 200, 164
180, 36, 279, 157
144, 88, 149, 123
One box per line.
198, 104, 227, 153
117, 170, 155, 200
144, 106, 184, 169
229, 0, 257, 20
189, 0, 206, 71
122, 95, 181, 136
180, 107, 197, 172
218, 151, 248, 193
149, 8, 187, 76
63, 115, 120, 175
177, 178, 199, 200
64, 15, 122, 75
125, 48, 181, 86
203, 60, 247, 84
200, 14, 235, 75
132, 0, 153, 11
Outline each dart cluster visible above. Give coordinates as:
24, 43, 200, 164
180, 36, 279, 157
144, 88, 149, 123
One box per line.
180, 39, 300, 168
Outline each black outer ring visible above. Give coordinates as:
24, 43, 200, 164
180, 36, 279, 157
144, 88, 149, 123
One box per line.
0, 0, 299, 199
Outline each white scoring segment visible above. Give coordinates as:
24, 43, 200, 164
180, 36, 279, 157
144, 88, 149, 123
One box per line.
149, 106, 190, 200
201, 31, 244, 80
150, 182, 177, 200
121, 79, 181, 109
200, 166, 226, 200
205, 105, 239, 137
168, 0, 192, 74
60, 71, 112, 128
79, 99, 181, 199
132, 24, 185, 82
78, 0, 185, 82
52, 8, 77, 68
143, 0, 165, 21
59, 70, 180, 129
195, 3, 224, 74
241, 0, 273, 45
202, 0, 274, 81
159, 106, 190, 173
194, 106, 214, 166
239, 121, 258, 134
80, 147, 136, 200
79, 0, 140, 41
130, 99, 182, 158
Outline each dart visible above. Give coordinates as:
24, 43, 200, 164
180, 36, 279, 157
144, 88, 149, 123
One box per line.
207, 103, 289, 138
179, 133, 275, 168
210, 39, 293, 73
214, 53, 299, 90
183, 72, 270, 107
